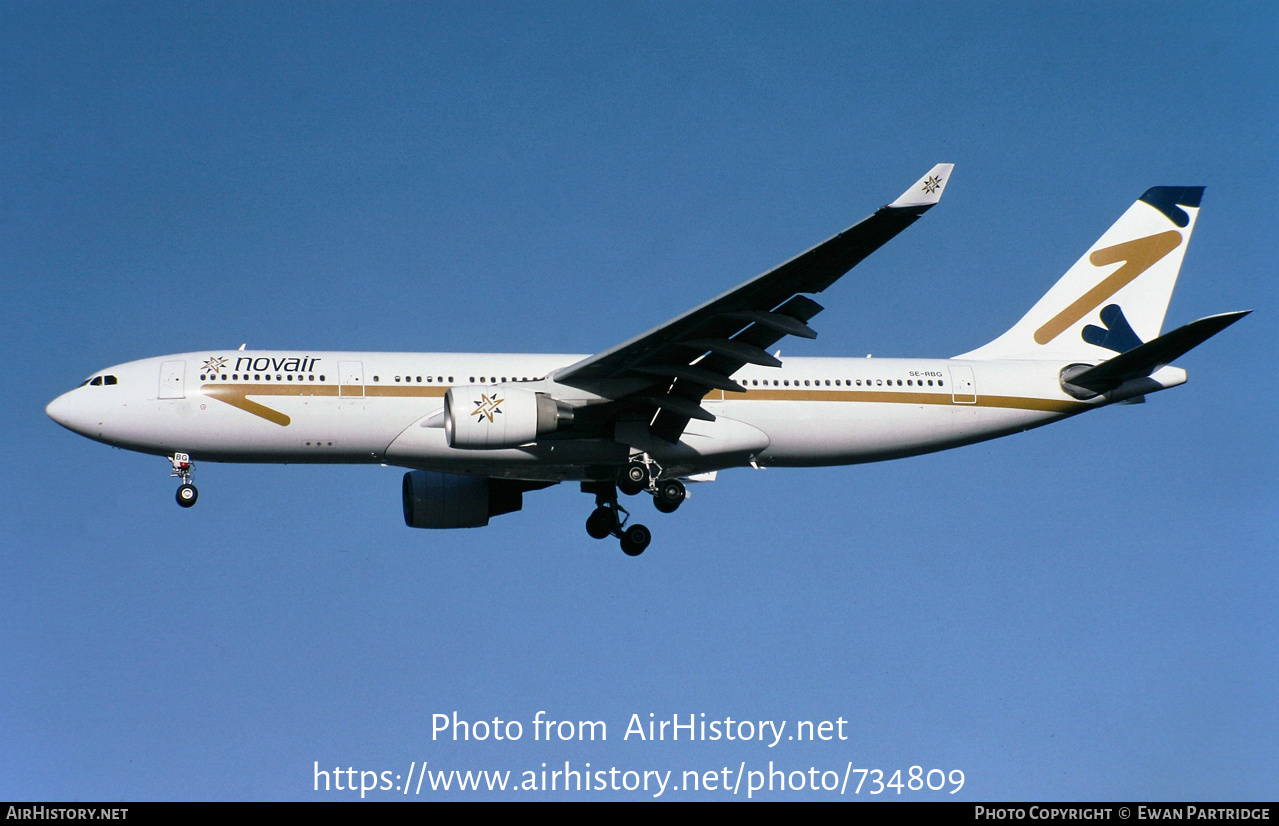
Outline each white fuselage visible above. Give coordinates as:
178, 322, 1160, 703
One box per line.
47, 348, 1175, 483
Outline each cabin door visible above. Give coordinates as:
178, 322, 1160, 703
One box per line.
159, 360, 186, 399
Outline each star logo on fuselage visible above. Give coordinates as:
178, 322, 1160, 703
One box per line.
472, 393, 504, 423
921, 175, 943, 195
202, 356, 228, 373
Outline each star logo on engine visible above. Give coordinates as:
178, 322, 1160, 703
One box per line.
202, 356, 228, 373
472, 393, 504, 423
921, 175, 943, 195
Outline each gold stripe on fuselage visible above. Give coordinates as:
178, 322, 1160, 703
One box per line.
200, 382, 1083, 426
201, 383, 448, 426
719, 388, 1081, 412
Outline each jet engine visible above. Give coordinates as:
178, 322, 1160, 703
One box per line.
402, 470, 530, 529
443, 385, 572, 449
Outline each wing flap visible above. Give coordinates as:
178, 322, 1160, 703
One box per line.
721, 309, 818, 339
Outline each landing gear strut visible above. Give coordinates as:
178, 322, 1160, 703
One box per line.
582, 481, 651, 556
170, 452, 198, 508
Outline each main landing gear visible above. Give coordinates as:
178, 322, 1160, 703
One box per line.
583, 481, 651, 556
618, 457, 686, 514
581, 458, 691, 556
653, 478, 686, 513
618, 461, 648, 496
170, 452, 198, 508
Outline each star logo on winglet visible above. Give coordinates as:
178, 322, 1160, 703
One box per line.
921, 175, 943, 195
472, 393, 504, 423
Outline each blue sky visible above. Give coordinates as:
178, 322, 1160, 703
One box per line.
2, 2, 1275, 801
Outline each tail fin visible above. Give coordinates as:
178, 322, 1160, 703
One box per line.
958, 186, 1204, 361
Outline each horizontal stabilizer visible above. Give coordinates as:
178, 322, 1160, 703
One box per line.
1062, 310, 1250, 396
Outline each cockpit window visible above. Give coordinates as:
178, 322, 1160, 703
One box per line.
104, 375, 117, 385
90, 376, 103, 386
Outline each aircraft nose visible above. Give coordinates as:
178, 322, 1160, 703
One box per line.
46, 390, 94, 435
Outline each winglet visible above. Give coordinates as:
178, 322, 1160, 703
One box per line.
889, 163, 955, 209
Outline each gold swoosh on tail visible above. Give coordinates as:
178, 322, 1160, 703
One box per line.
1034, 230, 1182, 345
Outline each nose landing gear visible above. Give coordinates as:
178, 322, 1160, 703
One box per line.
170, 453, 198, 508
176, 483, 198, 507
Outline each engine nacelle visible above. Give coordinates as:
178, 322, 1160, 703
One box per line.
401, 470, 525, 529
444, 385, 570, 449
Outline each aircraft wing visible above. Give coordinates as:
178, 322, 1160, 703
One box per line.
552, 163, 955, 442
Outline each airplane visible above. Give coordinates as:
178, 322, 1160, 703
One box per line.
46, 164, 1248, 556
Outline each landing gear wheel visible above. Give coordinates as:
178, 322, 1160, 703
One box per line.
169, 453, 197, 508
654, 479, 685, 513
619, 463, 648, 496
585, 506, 618, 540
176, 483, 198, 508
619, 523, 651, 556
